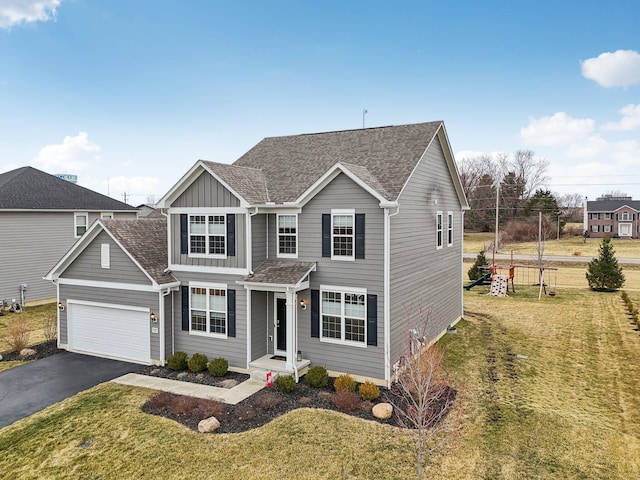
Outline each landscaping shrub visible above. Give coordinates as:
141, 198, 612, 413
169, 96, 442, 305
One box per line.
187, 352, 208, 372
147, 391, 176, 410
358, 380, 380, 401
333, 373, 357, 392
43, 311, 57, 342
468, 250, 489, 281
2, 317, 30, 353
586, 237, 625, 291
254, 391, 283, 410
275, 374, 296, 393
167, 351, 188, 371
170, 395, 199, 415
332, 391, 360, 411
303, 365, 329, 388
194, 399, 225, 419
207, 357, 228, 376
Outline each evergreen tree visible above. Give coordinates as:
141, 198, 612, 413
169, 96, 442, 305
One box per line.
586, 238, 625, 291
468, 250, 490, 281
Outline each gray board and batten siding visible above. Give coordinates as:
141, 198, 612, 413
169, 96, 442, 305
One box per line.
171, 170, 241, 208
0, 211, 136, 303
389, 134, 464, 367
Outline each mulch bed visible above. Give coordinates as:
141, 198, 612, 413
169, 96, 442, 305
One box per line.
0, 340, 61, 362
136, 364, 250, 388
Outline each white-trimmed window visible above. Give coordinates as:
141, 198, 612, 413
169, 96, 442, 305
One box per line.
447, 212, 453, 247
591, 225, 599, 233
277, 214, 298, 258
590, 213, 599, 220
101, 244, 110, 268
436, 211, 443, 249
189, 214, 226, 257
604, 213, 612, 220
320, 286, 366, 346
190, 284, 227, 337
74, 212, 88, 237
620, 212, 632, 221
101, 212, 113, 220
332, 210, 354, 260
603, 225, 612, 233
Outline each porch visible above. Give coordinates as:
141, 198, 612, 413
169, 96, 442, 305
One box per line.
248, 354, 311, 382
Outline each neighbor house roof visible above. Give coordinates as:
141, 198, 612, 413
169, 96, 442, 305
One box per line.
0, 166, 138, 211
101, 218, 176, 285
587, 199, 640, 212
232, 122, 443, 203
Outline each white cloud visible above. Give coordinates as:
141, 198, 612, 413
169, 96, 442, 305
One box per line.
565, 134, 609, 158
602, 104, 640, 131
520, 112, 594, 146
34, 132, 101, 173
0, 0, 60, 29
581, 50, 640, 88
106, 176, 162, 205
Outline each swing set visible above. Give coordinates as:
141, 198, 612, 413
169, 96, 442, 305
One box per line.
477, 253, 558, 299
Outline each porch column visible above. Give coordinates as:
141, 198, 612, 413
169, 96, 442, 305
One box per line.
285, 289, 296, 370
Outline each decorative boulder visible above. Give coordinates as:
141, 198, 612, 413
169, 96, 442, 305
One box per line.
219, 379, 238, 389
198, 416, 221, 433
372, 402, 393, 419
19, 348, 37, 358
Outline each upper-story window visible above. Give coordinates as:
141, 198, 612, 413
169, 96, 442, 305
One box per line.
590, 213, 600, 220
277, 214, 298, 258
447, 212, 453, 247
620, 212, 632, 221
436, 211, 443, 249
604, 213, 612, 220
189, 214, 226, 257
332, 211, 354, 260
74, 212, 88, 238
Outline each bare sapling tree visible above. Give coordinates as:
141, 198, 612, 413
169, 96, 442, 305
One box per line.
387, 307, 457, 480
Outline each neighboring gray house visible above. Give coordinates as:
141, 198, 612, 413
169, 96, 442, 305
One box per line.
0, 167, 138, 303
46, 122, 469, 386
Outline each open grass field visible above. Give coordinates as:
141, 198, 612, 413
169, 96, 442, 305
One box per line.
464, 232, 640, 259
2, 279, 640, 478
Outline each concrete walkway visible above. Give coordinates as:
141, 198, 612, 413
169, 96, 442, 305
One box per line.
112, 373, 265, 405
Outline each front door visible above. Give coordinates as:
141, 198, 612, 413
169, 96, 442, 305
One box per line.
275, 295, 287, 355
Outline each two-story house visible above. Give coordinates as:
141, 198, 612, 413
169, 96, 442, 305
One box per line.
0, 166, 138, 304
45, 122, 469, 386
585, 195, 640, 239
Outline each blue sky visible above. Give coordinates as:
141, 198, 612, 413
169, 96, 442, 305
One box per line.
1, 0, 639, 205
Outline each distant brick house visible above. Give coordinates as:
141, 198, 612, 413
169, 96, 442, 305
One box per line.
585, 195, 640, 239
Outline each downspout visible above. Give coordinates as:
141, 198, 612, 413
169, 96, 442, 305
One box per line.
159, 287, 173, 365
54, 279, 60, 348
460, 209, 466, 321
384, 204, 400, 388
245, 285, 252, 370
245, 208, 259, 369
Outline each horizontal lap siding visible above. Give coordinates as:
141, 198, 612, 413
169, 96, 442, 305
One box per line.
63, 231, 152, 284
58, 285, 160, 360
252, 214, 267, 268
390, 136, 463, 366
172, 272, 247, 368
296, 173, 385, 380
251, 291, 268, 359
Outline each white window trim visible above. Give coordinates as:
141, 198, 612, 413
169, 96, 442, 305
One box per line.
74, 212, 88, 238
100, 243, 110, 269
276, 213, 298, 259
603, 225, 612, 233
319, 284, 367, 348
188, 282, 228, 339
188, 214, 226, 259
620, 212, 631, 221
331, 209, 355, 261
591, 225, 599, 232
447, 211, 453, 247
604, 213, 612, 220
619, 223, 632, 237
100, 212, 114, 219
436, 211, 443, 249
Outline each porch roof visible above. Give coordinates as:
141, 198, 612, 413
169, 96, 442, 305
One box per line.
238, 260, 316, 290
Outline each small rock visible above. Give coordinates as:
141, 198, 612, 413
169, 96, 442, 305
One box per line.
198, 416, 220, 433
372, 402, 393, 419
219, 379, 238, 389
0, 354, 3, 361
19, 348, 37, 358
150, 368, 161, 375
516, 354, 528, 359
176, 372, 189, 379
196, 373, 205, 380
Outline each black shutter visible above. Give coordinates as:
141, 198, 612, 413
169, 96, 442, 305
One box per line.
227, 289, 236, 337
180, 214, 188, 254
311, 289, 320, 338
227, 214, 236, 257
322, 214, 331, 257
355, 213, 365, 259
367, 294, 377, 346
181, 285, 189, 331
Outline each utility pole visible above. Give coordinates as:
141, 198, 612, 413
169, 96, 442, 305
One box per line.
123, 192, 129, 204
494, 185, 500, 254
362, 109, 368, 128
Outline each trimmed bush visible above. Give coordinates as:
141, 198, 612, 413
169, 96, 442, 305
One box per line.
207, 357, 229, 376
333, 391, 360, 411
303, 365, 329, 388
166, 351, 188, 371
333, 373, 357, 392
358, 380, 380, 401
187, 352, 209, 372
275, 374, 296, 393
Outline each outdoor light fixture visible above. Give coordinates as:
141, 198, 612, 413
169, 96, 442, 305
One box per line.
57, 302, 65, 311
299, 299, 307, 310
150, 312, 157, 322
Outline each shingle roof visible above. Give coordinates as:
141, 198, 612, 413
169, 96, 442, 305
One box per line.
201, 161, 269, 204
587, 200, 640, 212
241, 260, 316, 286
101, 218, 176, 285
232, 122, 443, 203
0, 166, 138, 211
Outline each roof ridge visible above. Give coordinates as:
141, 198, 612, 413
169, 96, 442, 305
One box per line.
262, 121, 443, 140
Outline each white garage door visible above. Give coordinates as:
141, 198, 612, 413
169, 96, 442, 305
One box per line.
68, 301, 151, 364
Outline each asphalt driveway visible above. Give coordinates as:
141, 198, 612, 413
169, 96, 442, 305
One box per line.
0, 351, 139, 428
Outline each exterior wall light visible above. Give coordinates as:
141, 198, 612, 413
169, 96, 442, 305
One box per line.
150, 312, 158, 322
299, 299, 307, 310
57, 302, 65, 311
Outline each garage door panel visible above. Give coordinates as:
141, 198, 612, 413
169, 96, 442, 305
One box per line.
68, 302, 150, 364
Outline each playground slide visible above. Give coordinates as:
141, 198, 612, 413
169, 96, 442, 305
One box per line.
464, 272, 491, 291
